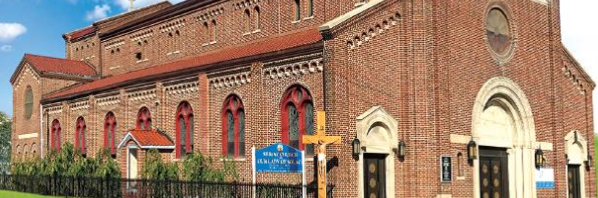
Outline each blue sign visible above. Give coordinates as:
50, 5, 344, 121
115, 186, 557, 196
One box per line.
536, 168, 555, 189
255, 143, 303, 173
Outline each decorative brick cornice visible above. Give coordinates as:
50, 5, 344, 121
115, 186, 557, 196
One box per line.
159, 18, 186, 33
195, 6, 225, 21
96, 95, 121, 107
347, 12, 401, 50
69, 100, 89, 111
164, 81, 199, 95
15, 65, 40, 91
210, 72, 251, 89
127, 89, 156, 101
104, 39, 125, 50
46, 105, 63, 115
264, 58, 323, 80
130, 29, 154, 42
562, 65, 588, 96
233, 0, 267, 11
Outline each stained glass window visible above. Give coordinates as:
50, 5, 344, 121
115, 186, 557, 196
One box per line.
222, 95, 245, 159
176, 102, 194, 158
51, 120, 61, 152
281, 86, 314, 152
76, 117, 86, 155
137, 107, 152, 130
227, 111, 235, 158
104, 112, 116, 156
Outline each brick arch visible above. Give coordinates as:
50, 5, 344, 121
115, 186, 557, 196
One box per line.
104, 112, 117, 156
136, 107, 152, 130
221, 94, 245, 159
175, 101, 194, 158
280, 85, 314, 154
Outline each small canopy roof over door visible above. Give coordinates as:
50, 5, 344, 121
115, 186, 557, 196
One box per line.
118, 129, 174, 150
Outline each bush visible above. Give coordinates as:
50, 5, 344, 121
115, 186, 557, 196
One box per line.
10, 142, 121, 179
140, 149, 178, 181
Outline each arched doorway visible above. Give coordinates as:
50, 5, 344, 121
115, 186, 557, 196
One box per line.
356, 106, 398, 198
471, 77, 537, 198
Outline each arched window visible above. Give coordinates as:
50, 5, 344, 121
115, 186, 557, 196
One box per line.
15, 145, 21, 161
307, 0, 313, 17
203, 22, 210, 42
31, 143, 36, 159
104, 112, 117, 156
75, 117, 87, 156
24, 86, 33, 119
254, 7, 261, 30
50, 119, 61, 152
23, 144, 28, 160
244, 9, 251, 33
294, 0, 301, 21
222, 95, 245, 159
176, 102, 194, 158
212, 20, 218, 41
137, 107, 152, 130
281, 86, 314, 155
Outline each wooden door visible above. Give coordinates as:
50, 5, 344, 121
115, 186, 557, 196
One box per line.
567, 165, 581, 198
364, 154, 386, 198
479, 147, 509, 198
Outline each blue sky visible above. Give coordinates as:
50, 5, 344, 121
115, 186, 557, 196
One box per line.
0, 1, 597, 131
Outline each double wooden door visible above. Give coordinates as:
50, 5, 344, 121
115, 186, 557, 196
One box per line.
479, 147, 509, 198
364, 154, 386, 198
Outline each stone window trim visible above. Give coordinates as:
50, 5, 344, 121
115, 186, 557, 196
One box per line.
104, 112, 117, 157
136, 107, 152, 130
50, 119, 61, 152
176, 101, 194, 159
484, 1, 517, 64
75, 116, 87, 156
221, 95, 245, 159
280, 85, 314, 155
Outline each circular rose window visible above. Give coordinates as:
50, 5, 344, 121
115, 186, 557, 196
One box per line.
486, 8, 511, 56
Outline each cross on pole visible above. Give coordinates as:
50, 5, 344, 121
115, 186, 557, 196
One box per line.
302, 111, 341, 198
128, 0, 135, 11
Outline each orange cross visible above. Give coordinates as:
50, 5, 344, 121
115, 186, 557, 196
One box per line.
302, 111, 341, 198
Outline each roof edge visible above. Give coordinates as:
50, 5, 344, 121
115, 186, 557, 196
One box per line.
562, 43, 595, 88
319, 0, 387, 32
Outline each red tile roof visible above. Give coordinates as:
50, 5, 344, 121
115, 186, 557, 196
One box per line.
64, 26, 96, 41
45, 27, 323, 101
25, 54, 97, 76
121, 129, 174, 148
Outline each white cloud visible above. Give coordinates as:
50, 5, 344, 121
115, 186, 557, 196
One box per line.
0, 45, 12, 52
0, 23, 27, 43
115, 0, 185, 10
86, 4, 112, 21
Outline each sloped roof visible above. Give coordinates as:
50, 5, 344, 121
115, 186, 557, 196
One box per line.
118, 129, 174, 149
44, 27, 323, 101
64, 26, 96, 42
10, 54, 97, 84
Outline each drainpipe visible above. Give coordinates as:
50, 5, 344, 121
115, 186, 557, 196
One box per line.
39, 104, 44, 157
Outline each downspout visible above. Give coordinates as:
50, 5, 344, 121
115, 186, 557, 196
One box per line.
39, 104, 43, 157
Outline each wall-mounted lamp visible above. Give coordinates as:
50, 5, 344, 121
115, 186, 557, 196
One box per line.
352, 137, 361, 158
397, 140, 406, 158
535, 147, 545, 168
467, 138, 477, 163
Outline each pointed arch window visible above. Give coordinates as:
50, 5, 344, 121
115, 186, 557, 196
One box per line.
307, 0, 313, 17
137, 107, 152, 130
281, 86, 314, 155
104, 112, 117, 157
50, 119, 61, 152
176, 102, 194, 158
75, 117, 87, 156
222, 95, 245, 159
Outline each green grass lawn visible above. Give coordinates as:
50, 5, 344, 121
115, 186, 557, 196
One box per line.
0, 190, 64, 198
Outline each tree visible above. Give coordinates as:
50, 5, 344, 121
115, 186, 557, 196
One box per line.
0, 111, 11, 173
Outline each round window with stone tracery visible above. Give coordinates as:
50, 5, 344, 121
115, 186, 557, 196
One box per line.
485, 7, 513, 59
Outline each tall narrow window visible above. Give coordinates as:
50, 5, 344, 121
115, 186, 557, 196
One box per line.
244, 9, 251, 33
221, 95, 245, 159
204, 22, 210, 43
281, 86, 314, 155
254, 7, 261, 30
75, 117, 87, 156
24, 86, 33, 119
212, 20, 218, 42
50, 119, 61, 152
137, 107, 152, 130
176, 102, 194, 158
104, 112, 117, 157
294, 0, 301, 21
307, 0, 313, 17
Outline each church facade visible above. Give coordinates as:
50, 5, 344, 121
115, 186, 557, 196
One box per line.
9, 0, 596, 197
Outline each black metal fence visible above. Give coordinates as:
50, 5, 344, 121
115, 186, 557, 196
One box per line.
0, 174, 333, 198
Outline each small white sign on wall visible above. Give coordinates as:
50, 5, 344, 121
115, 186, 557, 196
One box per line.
536, 168, 555, 189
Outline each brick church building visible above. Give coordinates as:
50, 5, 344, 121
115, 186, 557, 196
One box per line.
9, 0, 596, 197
